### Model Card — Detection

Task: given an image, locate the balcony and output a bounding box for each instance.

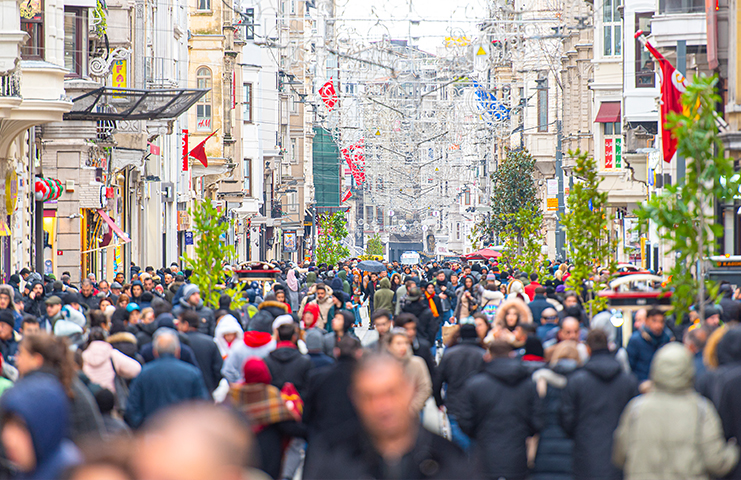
[651,0,706,48]
[0,70,20,97]
[145,57,180,88]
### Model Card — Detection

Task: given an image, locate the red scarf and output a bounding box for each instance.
[276,341,297,350]
[425,291,439,318]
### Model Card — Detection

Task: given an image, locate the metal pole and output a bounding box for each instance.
[34,201,43,274]
[676,40,686,184]
[555,119,565,261]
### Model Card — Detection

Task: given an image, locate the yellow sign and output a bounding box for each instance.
[0,220,10,237]
[444,36,471,47]
[476,46,488,56]
[640,236,646,269]
[375,130,381,136]
[5,170,17,213]
[547,197,558,211]
[717,260,741,267]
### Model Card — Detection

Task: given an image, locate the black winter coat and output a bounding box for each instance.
[128,322,158,349]
[185,331,223,393]
[264,345,313,398]
[171,300,216,336]
[459,357,541,480]
[402,299,437,345]
[304,424,472,480]
[703,326,741,479]
[303,357,358,441]
[247,301,289,333]
[720,293,741,325]
[531,363,578,480]
[412,336,436,379]
[433,339,485,419]
[560,350,638,480]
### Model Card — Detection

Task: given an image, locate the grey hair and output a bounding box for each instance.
[153,328,180,356]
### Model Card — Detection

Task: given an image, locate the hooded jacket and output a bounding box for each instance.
[433,338,485,419]
[531,360,579,480]
[459,357,540,480]
[560,350,639,480]
[81,340,142,393]
[614,343,739,480]
[214,314,245,358]
[248,300,289,334]
[23,282,46,319]
[372,278,394,313]
[263,342,313,398]
[401,298,437,345]
[493,298,534,329]
[626,326,675,382]
[298,285,334,330]
[0,374,81,480]
[337,270,351,295]
[221,331,277,384]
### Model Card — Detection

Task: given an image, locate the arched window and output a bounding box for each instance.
[196,67,212,131]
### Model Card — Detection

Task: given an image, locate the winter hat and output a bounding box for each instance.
[111,282,123,290]
[486,273,497,281]
[302,303,321,329]
[0,311,14,330]
[155,313,176,330]
[332,290,345,305]
[523,336,545,358]
[126,303,141,312]
[305,328,325,352]
[243,357,272,385]
[54,318,84,337]
[272,314,294,332]
[182,283,200,302]
[407,287,422,302]
[459,323,478,339]
[555,284,566,294]
[62,305,86,328]
[45,295,63,306]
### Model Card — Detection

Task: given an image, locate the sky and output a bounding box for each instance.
[334,0,490,54]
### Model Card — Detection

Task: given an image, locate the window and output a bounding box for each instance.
[537,77,548,132]
[64,8,86,76]
[244,158,252,196]
[604,121,621,135]
[365,206,374,224]
[243,83,252,122]
[287,191,298,213]
[196,67,212,131]
[376,207,384,228]
[197,0,210,11]
[603,0,622,57]
[20,0,44,59]
[635,13,655,88]
[464,190,471,205]
[244,8,254,39]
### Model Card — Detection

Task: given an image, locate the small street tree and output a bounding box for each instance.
[365,233,385,256]
[562,149,615,316]
[182,197,244,309]
[316,211,351,266]
[499,202,546,277]
[636,75,738,321]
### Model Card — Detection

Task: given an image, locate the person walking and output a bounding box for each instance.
[384,328,432,414]
[459,340,540,480]
[176,310,223,394]
[124,329,209,428]
[560,330,638,480]
[626,307,674,383]
[171,284,216,336]
[613,343,739,480]
[81,327,142,394]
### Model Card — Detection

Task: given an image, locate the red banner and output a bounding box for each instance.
[182,129,189,171]
[319,78,338,111]
[341,138,366,185]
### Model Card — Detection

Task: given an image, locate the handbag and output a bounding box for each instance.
[111,359,130,413]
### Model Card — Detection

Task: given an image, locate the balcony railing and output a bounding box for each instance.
[145,57,179,86]
[658,0,705,14]
[0,71,20,98]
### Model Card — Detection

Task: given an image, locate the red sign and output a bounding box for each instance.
[605,138,614,169]
[182,129,189,171]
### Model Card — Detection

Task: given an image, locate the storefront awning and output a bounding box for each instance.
[96,210,130,243]
[595,102,621,123]
[64,87,209,121]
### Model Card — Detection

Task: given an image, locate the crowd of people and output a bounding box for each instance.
[0,259,740,479]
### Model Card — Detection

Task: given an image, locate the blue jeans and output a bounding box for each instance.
[448,414,472,452]
[353,305,362,326]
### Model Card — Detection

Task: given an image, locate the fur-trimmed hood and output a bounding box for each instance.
[494,298,533,328]
[107,331,138,345]
[258,300,289,312]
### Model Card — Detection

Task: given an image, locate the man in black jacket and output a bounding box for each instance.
[433,322,485,451]
[401,287,437,345]
[304,353,471,480]
[264,317,313,397]
[719,283,741,325]
[459,340,540,480]
[177,310,223,393]
[560,329,638,480]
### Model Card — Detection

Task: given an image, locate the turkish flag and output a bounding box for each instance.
[341,189,352,202]
[189,131,217,168]
[640,35,688,163]
[319,78,338,111]
[342,138,366,185]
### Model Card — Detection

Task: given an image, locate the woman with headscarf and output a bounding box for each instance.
[214,314,245,360]
[285,270,300,312]
[454,276,481,320]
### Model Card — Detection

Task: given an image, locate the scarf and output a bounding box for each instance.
[425,291,439,318]
[228,384,296,433]
[286,270,299,291]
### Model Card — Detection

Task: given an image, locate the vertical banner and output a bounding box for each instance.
[605,138,614,169]
[182,129,189,171]
[615,138,622,169]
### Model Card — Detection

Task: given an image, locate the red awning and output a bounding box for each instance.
[595,102,621,123]
[96,209,131,243]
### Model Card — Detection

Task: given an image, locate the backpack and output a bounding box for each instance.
[280,382,303,420]
[481,298,499,322]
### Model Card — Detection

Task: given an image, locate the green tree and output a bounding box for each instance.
[499,202,546,277]
[365,233,385,256]
[487,148,538,238]
[636,75,738,321]
[316,212,351,265]
[181,197,244,309]
[562,149,615,317]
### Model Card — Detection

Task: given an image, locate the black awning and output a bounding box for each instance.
[63,87,209,121]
